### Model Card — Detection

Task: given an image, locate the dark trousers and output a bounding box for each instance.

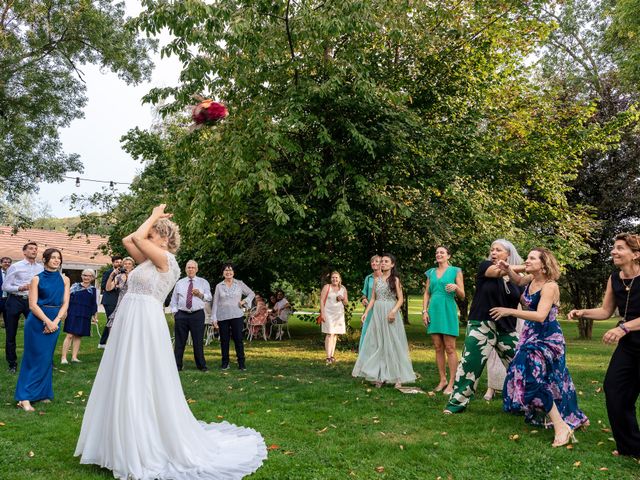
[604,344,640,456]
[174,310,206,370]
[218,316,245,368]
[99,304,116,345]
[4,295,30,368]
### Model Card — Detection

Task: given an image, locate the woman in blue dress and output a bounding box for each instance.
[61,269,98,364]
[15,248,70,412]
[490,247,588,447]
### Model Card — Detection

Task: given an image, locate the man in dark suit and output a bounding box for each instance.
[0,257,12,329]
[98,256,122,348]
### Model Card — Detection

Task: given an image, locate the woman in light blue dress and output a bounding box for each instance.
[15,248,70,411]
[353,254,415,388]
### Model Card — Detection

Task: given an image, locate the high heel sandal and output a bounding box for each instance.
[443,387,454,396]
[16,401,35,412]
[433,382,447,393]
[483,389,495,401]
[552,426,577,448]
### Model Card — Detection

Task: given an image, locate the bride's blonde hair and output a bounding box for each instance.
[153,218,181,253]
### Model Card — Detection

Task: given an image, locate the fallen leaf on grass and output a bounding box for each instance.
[379,432,386,436]
[0,422,5,426]
[74,391,84,398]
[317,427,328,434]
[186,398,196,404]
[373,420,380,424]
[599,467,608,471]
[597,441,604,446]
[578,391,583,395]
[566,444,574,450]
[374,466,384,473]
[38,411,46,416]
[590,380,599,384]
[276,375,285,378]
[509,434,520,441]
[595,387,602,393]
[530,430,538,434]
[427,391,436,397]
[283,451,294,456]
[330,424,337,429]
[573,461,581,467]
[267,444,279,450]
[433,442,439,446]
[216,415,224,419]
[601,428,611,433]
[28,451,34,458]
[266,409,272,413]
[399,445,404,450]
[440,431,448,436]
[66,401,74,404]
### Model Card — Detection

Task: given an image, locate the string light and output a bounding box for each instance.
[63,175,132,187]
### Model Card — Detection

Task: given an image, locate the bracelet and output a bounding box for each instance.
[619,323,630,334]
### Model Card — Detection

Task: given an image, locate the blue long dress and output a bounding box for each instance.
[15,270,65,402]
[503,285,589,429]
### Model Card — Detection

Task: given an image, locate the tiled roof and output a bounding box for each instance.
[0,226,111,267]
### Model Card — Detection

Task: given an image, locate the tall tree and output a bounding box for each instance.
[83,1,614,305]
[0,0,156,212]
[538,0,640,338]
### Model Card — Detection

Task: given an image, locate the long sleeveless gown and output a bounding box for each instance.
[352,278,415,384]
[75,253,267,480]
[15,270,64,401]
[503,285,589,429]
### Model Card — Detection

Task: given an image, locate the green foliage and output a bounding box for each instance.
[78,1,621,308]
[0,0,156,206]
[605,0,640,88]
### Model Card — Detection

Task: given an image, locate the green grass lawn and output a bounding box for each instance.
[1,296,638,479]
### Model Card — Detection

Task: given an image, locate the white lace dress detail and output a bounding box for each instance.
[75,252,267,479]
[126,252,180,302]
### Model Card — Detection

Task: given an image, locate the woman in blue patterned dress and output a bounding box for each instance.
[490,248,588,447]
[61,269,98,364]
[15,248,70,412]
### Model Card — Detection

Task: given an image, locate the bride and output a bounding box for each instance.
[75,205,267,479]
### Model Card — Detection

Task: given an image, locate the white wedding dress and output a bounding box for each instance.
[75,253,267,479]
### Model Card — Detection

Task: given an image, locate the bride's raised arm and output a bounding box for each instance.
[124,204,174,272]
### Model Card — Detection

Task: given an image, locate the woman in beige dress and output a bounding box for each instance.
[320,271,348,364]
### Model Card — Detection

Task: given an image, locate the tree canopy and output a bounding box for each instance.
[0,0,156,212]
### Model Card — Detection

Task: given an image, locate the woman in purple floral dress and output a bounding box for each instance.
[490,248,588,447]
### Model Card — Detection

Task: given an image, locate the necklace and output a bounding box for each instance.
[620,268,640,291]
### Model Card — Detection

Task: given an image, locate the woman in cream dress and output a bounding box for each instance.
[320,271,348,364]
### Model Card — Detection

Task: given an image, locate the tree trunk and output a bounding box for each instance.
[402,296,409,325]
[577,317,594,340]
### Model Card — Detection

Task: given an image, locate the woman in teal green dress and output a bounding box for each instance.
[422,246,465,394]
[359,255,381,350]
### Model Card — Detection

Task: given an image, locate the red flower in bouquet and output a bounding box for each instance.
[192,99,228,126]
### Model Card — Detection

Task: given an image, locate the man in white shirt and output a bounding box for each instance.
[0,256,12,329]
[170,260,212,372]
[2,242,44,373]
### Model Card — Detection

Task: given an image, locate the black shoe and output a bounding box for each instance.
[8,366,16,374]
[220,364,230,370]
[199,367,209,372]
[238,365,247,371]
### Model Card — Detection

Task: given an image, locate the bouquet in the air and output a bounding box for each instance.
[191,96,228,127]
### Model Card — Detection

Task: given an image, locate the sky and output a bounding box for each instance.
[35,1,180,218]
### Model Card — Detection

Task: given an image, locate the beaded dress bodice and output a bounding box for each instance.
[126,252,180,304]
[374,278,397,302]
